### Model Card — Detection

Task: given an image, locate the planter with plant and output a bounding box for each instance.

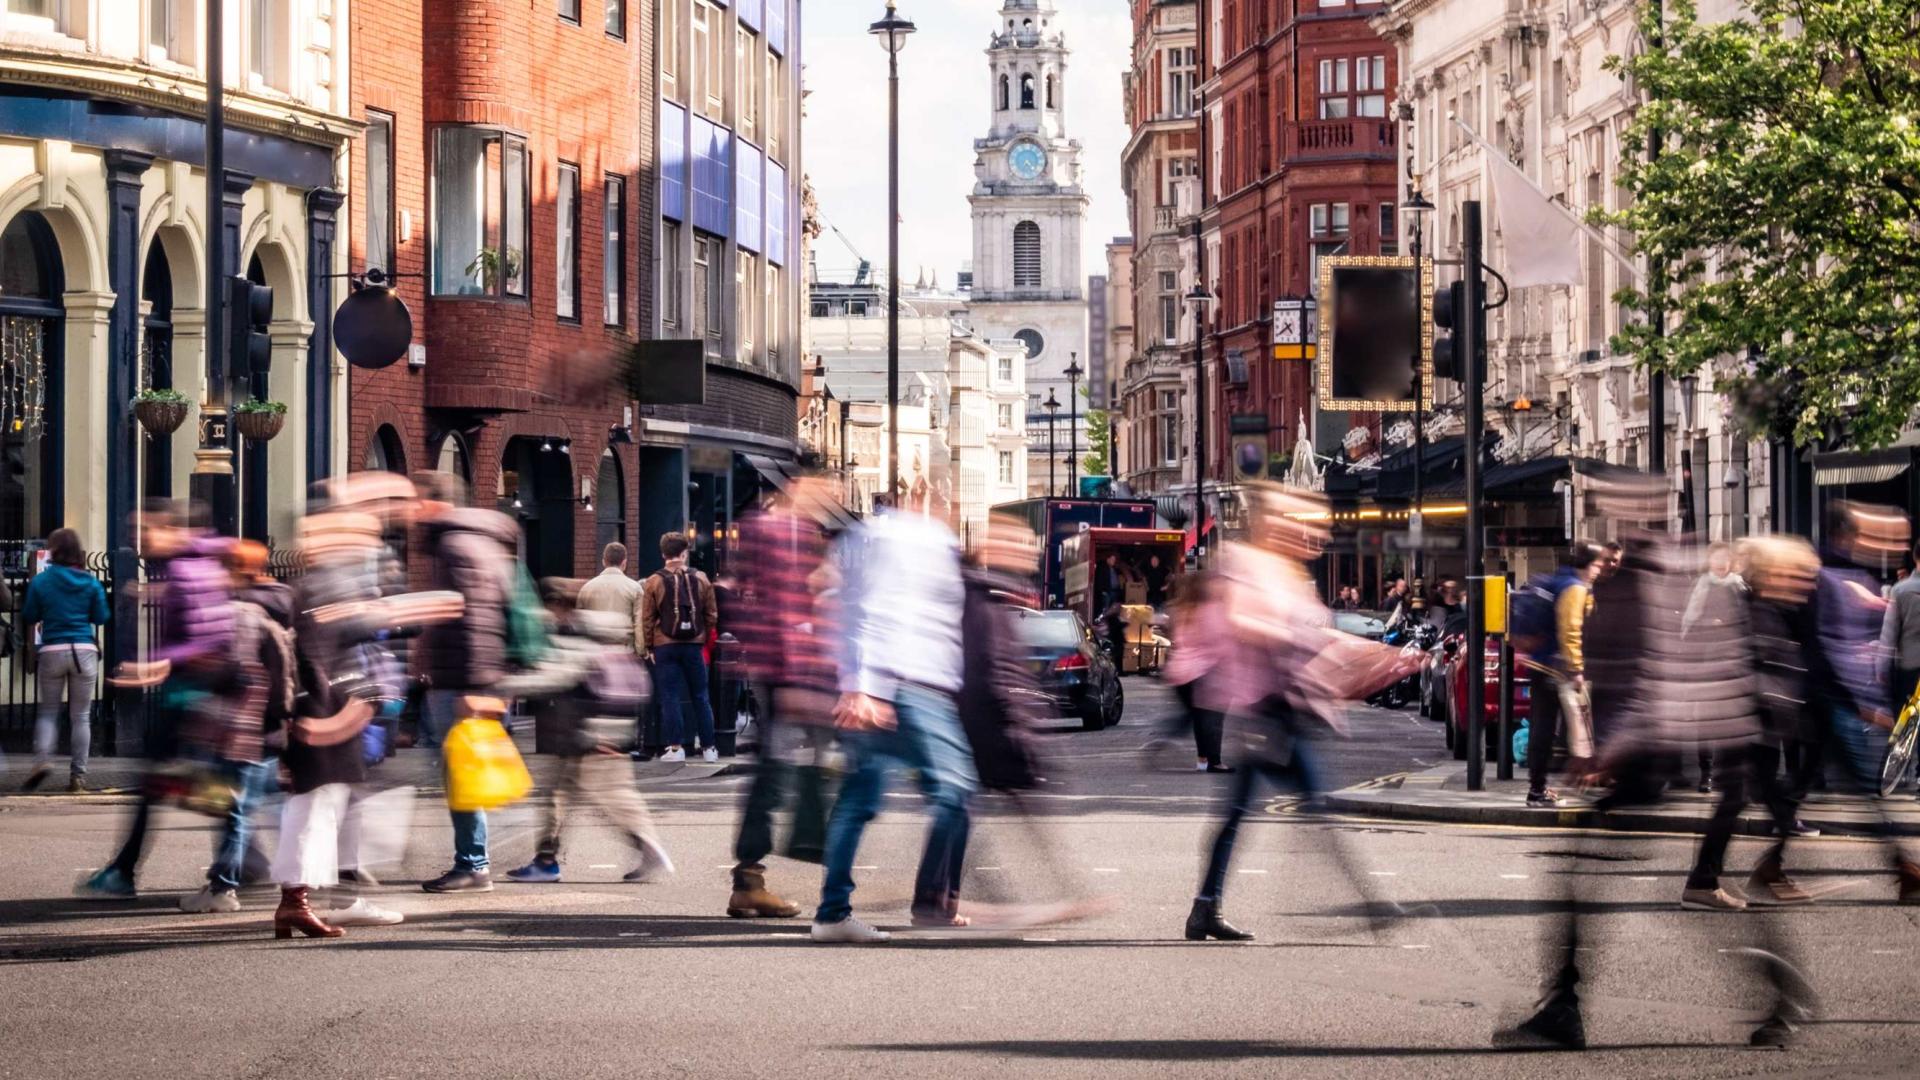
[233,399,288,442]
[132,388,192,436]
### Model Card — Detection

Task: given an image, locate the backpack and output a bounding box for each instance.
[1508,572,1567,661]
[504,561,553,669]
[656,569,707,642]
[236,601,297,722]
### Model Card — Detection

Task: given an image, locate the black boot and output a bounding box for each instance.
[1185,899,1254,941]
[1494,972,1586,1050]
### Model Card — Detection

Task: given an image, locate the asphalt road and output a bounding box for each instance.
[3,681,1917,1079]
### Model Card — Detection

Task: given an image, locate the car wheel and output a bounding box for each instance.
[1081,706,1105,732]
[1105,682,1126,726]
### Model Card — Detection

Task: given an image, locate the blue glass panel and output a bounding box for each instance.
[660,100,688,222]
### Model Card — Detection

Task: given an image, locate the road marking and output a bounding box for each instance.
[1022,936,1058,943]
[1871,949,1902,955]
[618,932,652,938]
[1500,874,1530,880]
[974,866,1001,871]
[1369,871,1398,877]
[1092,867,1121,874]
[853,865,879,871]
[1630,876,1658,882]
[714,864,735,870]
[461,928,485,934]
[589,864,617,870]
[1238,869,1268,875]
[772,933,807,939]
[1401,944,1431,950]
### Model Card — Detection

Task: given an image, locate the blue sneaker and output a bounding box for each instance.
[75,867,136,901]
[505,860,561,884]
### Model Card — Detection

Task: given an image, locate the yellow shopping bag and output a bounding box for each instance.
[443,709,533,812]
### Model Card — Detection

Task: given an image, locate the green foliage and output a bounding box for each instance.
[1082,406,1111,476]
[132,387,189,406]
[1606,0,1920,448]
[233,398,288,416]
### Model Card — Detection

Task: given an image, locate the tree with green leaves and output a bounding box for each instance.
[1082,406,1111,478]
[1608,0,1920,449]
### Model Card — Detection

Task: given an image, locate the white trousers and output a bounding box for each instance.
[272,783,351,888]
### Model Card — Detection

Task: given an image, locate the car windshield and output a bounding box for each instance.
[1016,610,1085,648]
[1333,612,1383,637]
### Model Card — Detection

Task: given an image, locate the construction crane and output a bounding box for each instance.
[824,220,872,285]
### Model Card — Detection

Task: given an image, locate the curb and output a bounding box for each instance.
[1322,788,1920,838]
[0,760,745,805]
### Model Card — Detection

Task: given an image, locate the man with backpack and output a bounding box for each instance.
[1515,540,1604,808]
[642,532,720,763]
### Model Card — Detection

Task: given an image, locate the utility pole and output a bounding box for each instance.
[1647,0,1666,483]
[1463,201,1488,791]
[190,0,233,532]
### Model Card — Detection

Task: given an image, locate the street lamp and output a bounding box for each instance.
[1185,280,1214,560]
[1065,353,1083,495]
[1044,390,1062,497]
[1679,372,1700,535]
[870,1,915,506]
[1403,184,1436,589]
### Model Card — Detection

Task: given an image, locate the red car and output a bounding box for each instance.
[1442,633,1531,760]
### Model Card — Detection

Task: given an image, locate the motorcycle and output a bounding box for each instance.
[1368,619,1439,708]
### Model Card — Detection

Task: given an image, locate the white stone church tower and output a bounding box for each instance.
[968,0,1091,496]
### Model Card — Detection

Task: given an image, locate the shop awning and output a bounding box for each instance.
[1812,448,1912,487]
[740,454,858,532]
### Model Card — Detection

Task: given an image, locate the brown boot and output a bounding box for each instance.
[727,863,802,918]
[1898,861,1920,906]
[274,886,346,939]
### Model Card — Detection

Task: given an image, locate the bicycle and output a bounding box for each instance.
[1882,681,1920,797]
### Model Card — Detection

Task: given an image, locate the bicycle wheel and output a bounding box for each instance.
[1880,710,1919,798]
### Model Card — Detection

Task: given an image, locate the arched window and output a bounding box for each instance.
[595,448,626,551]
[1045,73,1055,109]
[435,431,472,487]
[0,211,64,550]
[365,424,407,473]
[141,243,175,498]
[1020,73,1036,110]
[998,74,1009,111]
[1012,221,1042,288]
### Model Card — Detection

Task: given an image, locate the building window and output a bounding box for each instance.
[693,232,723,359]
[810,300,829,318]
[1159,270,1178,343]
[1020,72,1036,109]
[435,432,473,488]
[249,0,288,91]
[661,0,679,94]
[1166,46,1196,118]
[604,175,626,326]
[766,52,786,161]
[661,220,682,330]
[693,1,724,119]
[766,263,782,367]
[365,425,407,474]
[997,402,1013,430]
[1045,73,1055,109]
[738,27,762,144]
[148,0,192,62]
[605,0,625,38]
[1317,58,1349,118]
[433,127,530,298]
[365,111,395,277]
[737,251,760,364]
[997,355,1013,382]
[1380,202,1396,240]
[596,449,626,550]
[1012,220,1042,288]
[1310,203,1350,238]
[559,0,580,23]
[999,74,1010,111]
[556,164,579,319]
[1355,55,1387,117]
[847,299,868,317]
[998,451,1015,485]
[1159,390,1180,467]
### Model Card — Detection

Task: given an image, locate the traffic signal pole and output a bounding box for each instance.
[191,0,235,535]
[1463,202,1488,791]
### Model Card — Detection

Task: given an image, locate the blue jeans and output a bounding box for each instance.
[653,643,715,749]
[426,690,490,873]
[817,684,977,925]
[1828,701,1888,795]
[1197,702,1327,904]
[208,758,278,891]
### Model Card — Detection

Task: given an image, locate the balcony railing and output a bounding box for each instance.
[1286,118,1397,162]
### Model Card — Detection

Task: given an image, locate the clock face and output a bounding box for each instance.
[1009,141,1048,181]
[1275,309,1302,344]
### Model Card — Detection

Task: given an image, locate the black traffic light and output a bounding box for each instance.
[1431,279,1469,383]
[228,276,273,379]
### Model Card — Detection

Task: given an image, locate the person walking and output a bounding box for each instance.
[1519,541,1603,808]
[20,527,108,793]
[641,532,720,763]
[1681,542,1745,791]
[811,504,973,944]
[1881,538,1920,722]
[1159,572,1231,772]
[415,474,523,894]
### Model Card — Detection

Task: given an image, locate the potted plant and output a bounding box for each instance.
[233,398,288,442]
[132,388,191,436]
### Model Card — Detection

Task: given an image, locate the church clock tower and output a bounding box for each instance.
[968,0,1090,493]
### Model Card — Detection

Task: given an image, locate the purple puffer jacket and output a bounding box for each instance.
[154,536,237,668]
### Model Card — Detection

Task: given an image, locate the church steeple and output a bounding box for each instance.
[987,0,1069,144]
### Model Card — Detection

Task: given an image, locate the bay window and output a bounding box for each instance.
[433,127,530,298]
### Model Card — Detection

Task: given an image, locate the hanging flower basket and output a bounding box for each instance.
[132,391,191,437]
[234,400,288,442]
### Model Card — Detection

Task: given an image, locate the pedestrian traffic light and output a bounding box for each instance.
[228,275,273,379]
[1431,280,1467,383]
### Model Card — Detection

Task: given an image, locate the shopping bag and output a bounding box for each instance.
[443,716,533,812]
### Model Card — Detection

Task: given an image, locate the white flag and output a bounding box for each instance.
[1485,151,1585,289]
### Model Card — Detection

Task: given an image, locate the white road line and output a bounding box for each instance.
[772,933,807,939]
[1401,944,1431,950]
[1023,937,1058,943]
[1630,876,1658,882]
[1871,949,1902,955]
[589,864,617,870]
[1238,869,1268,875]
[1369,871,1398,877]
[1092,868,1121,873]
[974,866,1001,871]
[461,928,485,934]
[1500,874,1530,880]
[853,865,879,871]
[618,932,652,938]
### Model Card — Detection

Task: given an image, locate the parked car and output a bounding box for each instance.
[1443,634,1531,760]
[1014,608,1126,731]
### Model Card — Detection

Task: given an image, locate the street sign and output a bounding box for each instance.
[1485,526,1567,549]
[1384,530,1463,552]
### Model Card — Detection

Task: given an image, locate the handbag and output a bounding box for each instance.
[145,758,240,818]
[443,714,533,812]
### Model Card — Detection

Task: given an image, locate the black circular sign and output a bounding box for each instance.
[334,286,413,370]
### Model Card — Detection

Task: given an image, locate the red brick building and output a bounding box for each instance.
[1197,0,1398,483]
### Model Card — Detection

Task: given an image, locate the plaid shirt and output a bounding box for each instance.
[731,507,837,692]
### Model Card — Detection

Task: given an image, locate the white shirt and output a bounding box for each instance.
[834,511,965,699]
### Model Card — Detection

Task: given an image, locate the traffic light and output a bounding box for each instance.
[228,276,273,379]
[1431,279,1468,383]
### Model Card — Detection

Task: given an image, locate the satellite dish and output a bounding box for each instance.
[334,285,413,370]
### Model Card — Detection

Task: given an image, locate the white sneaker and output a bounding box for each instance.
[623,840,678,884]
[702,746,719,763]
[329,897,405,926]
[658,747,687,763]
[811,916,891,944]
[179,886,241,914]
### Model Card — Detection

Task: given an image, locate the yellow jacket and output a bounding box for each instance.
[1556,580,1593,676]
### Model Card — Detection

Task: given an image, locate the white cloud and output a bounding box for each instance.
[802,0,1131,287]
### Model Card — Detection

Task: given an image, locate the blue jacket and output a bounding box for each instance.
[21,564,109,647]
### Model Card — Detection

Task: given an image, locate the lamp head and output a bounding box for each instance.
[869,1,916,55]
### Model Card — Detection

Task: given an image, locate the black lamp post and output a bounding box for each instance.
[1403,184,1435,588]
[1044,389,1061,497]
[1185,281,1214,562]
[869,1,915,506]
[1065,353,1083,495]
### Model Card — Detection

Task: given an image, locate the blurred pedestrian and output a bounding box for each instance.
[1682,541,1746,791]
[20,527,108,793]
[1158,572,1231,772]
[812,503,973,944]
[1881,538,1920,723]
[1516,541,1602,808]
[641,531,720,763]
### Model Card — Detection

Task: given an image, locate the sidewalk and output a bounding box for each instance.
[1325,761,1920,837]
[0,741,737,801]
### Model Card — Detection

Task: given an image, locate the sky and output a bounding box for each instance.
[801,0,1132,287]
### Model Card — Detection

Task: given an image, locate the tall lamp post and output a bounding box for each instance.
[1678,373,1699,535]
[1403,185,1435,589]
[869,1,915,505]
[1044,390,1062,496]
[1065,353,1083,494]
[1185,282,1214,562]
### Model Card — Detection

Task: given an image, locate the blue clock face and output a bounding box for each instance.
[1009,141,1048,181]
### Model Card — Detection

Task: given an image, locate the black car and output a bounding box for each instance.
[1013,608,1125,731]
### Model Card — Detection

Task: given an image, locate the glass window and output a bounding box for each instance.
[736,251,759,364]
[997,403,1013,430]
[556,164,579,319]
[249,0,285,90]
[661,219,682,330]
[433,127,530,298]
[1013,221,1042,288]
[1020,73,1035,110]
[1161,295,1177,344]
[693,232,723,358]
[997,355,1013,382]
[661,0,679,92]
[559,0,580,22]
[604,175,626,326]
[605,0,625,38]
[998,451,1014,485]
[766,52,785,161]
[365,111,394,277]
[436,433,473,487]
[595,449,626,550]
[693,1,724,118]
[765,263,781,366]
[738,28,762,143]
